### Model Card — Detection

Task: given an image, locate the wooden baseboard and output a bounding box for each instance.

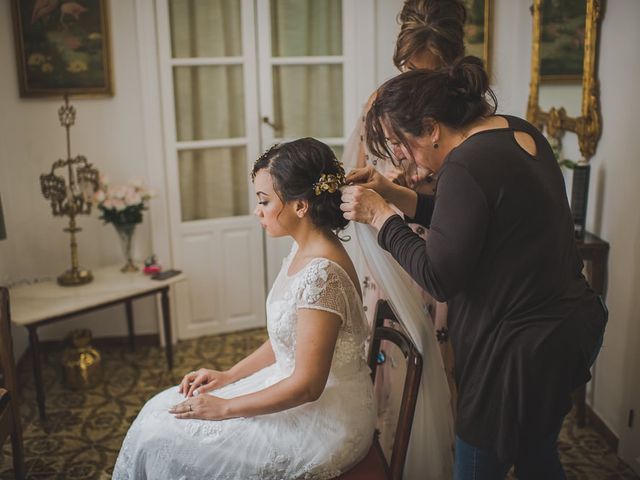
[586,404,619,452]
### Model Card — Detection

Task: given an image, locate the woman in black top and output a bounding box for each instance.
[340,56,607,479]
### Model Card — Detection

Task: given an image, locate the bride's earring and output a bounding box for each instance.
[433,142,439,149]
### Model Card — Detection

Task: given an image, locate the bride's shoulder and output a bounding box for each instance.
[301,253,361,298]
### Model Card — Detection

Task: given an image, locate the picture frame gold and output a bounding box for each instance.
[11,0,114,98]
[463,0,492,78]
[527,0,604,161]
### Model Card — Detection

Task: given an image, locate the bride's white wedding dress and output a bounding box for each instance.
[113,249,376,479]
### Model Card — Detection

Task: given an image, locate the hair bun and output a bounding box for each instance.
[447,55,489,100]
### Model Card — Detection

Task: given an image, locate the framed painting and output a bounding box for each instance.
[11,0,113,97]
[463,0,492,78]
[539,0,586,83]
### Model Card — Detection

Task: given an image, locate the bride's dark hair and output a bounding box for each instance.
[251,138,349,233]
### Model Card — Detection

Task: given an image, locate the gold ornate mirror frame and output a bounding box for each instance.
[526,0,604,161]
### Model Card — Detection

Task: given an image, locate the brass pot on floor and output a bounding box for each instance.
[62,329,103,389]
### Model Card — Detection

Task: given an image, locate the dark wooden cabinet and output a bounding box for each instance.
[573,231,609,427]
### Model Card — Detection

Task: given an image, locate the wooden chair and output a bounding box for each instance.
[337,300,423,480]
[0,287,26,479]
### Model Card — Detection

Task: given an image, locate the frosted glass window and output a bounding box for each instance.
[270,0,342,57]
[178,147,248,221]
[173,66,245,141]
[170,0,242,58]
[272,65,343,138]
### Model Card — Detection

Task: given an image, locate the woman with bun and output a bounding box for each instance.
[342,57,607,479]
[340,2,467,477]
[114,138,375,479]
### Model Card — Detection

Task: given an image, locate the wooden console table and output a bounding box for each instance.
[574,231,609,427]
[9,265,186,419]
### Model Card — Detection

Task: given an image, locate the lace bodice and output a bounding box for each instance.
[267,249,370,381]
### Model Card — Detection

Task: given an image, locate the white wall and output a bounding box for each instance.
[492,0,640,448]
[586,0,640,448]
[0,1,160,359]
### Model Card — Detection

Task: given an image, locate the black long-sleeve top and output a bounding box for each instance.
[378,115,607,462]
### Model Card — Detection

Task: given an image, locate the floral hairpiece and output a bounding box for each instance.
[313,161,346,196]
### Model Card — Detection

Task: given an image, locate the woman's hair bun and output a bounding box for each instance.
[447,55,490,101]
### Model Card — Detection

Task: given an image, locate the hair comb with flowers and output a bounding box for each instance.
[313,160,346,196]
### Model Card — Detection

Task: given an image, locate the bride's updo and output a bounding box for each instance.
[251,138,349,233]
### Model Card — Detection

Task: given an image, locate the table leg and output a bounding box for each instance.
[160,288,173,370]
[27,327,46,420]
[125,299,135,352]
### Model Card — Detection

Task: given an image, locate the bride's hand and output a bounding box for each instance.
[170,394,231,421]
[178,368,231,398]
[346,165,395,200]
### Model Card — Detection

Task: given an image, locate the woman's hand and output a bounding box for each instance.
[340,185,396,230]
[384,167,409,187]
[170,394,231,420]
[178,368,231,398]
[346,165,395,200]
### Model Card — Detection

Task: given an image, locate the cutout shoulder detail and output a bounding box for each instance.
[513,130,537,157]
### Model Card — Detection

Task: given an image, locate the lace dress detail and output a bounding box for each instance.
[112,247,375,479]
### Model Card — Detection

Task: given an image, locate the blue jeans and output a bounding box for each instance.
[454,419,566,480]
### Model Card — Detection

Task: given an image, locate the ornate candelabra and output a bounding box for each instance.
[40,95,99,286]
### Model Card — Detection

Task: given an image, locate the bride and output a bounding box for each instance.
[112,138,376,479]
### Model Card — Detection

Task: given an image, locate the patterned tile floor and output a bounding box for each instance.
[1,329,637,479]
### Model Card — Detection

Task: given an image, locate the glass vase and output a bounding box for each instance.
[114,223,139,272]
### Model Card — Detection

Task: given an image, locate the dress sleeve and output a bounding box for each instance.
[378,162,489,302]
[295,259,347,325]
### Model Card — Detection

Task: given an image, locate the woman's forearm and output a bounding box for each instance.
[223,375,319,419]
[226,339,276,384]
[387,183,419,218]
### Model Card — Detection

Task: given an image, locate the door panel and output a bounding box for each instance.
[179,231,220,328]
[158,0,265,339]
[221,229,259,319]
[216,219,266,333]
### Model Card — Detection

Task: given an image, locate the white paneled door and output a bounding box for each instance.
[156,0,265,337]
[154,0,372,338]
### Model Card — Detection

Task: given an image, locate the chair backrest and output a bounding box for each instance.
[0,287,26,479]
[0,287,19,400]
[367,300,422,480]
